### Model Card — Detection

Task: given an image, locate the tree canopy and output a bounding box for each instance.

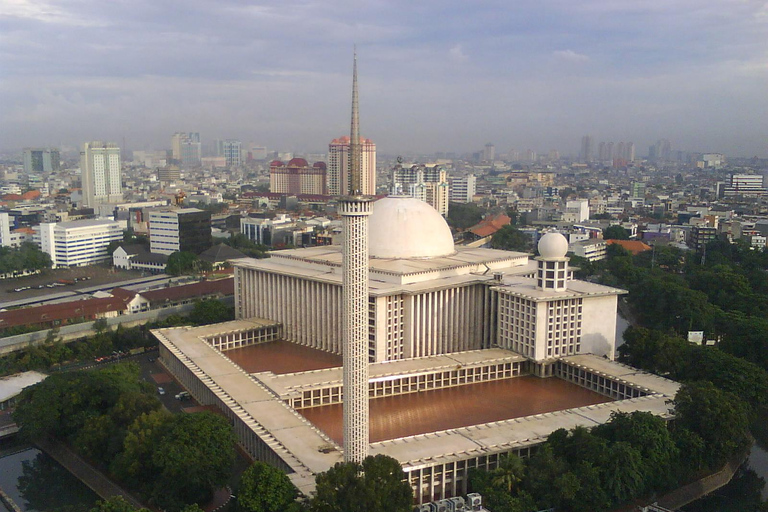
[309,455,413,512]
[0,242,52,275]
[238,461,300,512]
[490,225,530,252]
[165,251,212,276]
[602,225,630,240]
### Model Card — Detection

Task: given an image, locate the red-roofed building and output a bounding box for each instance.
[468,214,512,239]
[605,239,652,255]
[0,297,127,334]
[138,277,234,309]
[269,159,326,196]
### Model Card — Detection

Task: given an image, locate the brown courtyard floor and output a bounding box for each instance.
[223,340,343,374]
[299,376,612,444]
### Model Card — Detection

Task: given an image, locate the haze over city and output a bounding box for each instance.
[2,0,768,156]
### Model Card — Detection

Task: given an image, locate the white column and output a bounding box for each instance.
[339,196,373,464]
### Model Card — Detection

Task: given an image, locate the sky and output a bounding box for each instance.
[1,0,767,158]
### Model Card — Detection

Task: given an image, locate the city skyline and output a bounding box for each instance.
[2,1,767,157]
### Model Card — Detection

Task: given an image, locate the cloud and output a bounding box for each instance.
[0,0,105,26]
[448,44,468,63]
[553,49,590,63]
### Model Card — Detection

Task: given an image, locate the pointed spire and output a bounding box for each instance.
[349,49,362,195]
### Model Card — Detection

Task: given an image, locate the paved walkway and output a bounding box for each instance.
[34,437,145,509]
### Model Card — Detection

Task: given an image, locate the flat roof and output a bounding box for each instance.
[0,371,48,403]
[493,276,628,301]
[299,376,611,444]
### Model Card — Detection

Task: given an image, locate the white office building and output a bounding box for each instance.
[450,175,477,203]
[81,142,123,208]
[0,213,11,248]
[35,219,121,268]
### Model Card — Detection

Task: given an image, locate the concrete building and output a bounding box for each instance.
[23,148,60,174]
[171,132,202,166]
[35,219,121,267]
[148,208,212,255]
[450,175,476,203]
[80,142,123,208]
[222,140,242,167]
[0,212,11,247]
[327,136,376,196]
[153,198,684,504]
[269,159,327,196]
[392,165,450,216]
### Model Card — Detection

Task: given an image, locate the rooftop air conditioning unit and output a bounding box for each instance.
[466,493,482,510]
[449,497,466,511]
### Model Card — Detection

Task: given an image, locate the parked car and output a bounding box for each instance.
[158,387,166,395]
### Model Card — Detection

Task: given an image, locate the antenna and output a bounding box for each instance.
[349,49,362,195]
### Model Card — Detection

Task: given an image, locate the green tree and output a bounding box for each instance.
[310,455,412,512]
[90,496,150,512]
[490,454,525,493]
[165,251,210,276]
[490,225,530,252]
[191,299,235,326]
[238,462,299,512]
[673,382,751,469]
[603,225,630,240]
[446,202,484,230]
[601,442,646,503]
[150,412,236,509]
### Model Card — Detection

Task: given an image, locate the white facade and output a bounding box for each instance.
[234,198,624,365]
[81,142,123,208]
[327,136,376,196]
[0,213,11,247]
[35,219,121,268]
[450,175,476,203]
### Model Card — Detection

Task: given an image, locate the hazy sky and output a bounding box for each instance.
[2,0,767,157]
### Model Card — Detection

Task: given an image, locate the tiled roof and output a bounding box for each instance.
[0,297,127,329]
[606,239,652,255]
[139,277,233,304]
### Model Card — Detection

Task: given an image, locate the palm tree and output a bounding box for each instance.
[491,454,526,494]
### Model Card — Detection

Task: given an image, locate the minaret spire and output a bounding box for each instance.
[349,49,362,195]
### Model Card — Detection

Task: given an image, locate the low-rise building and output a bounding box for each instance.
[34,219,122,268]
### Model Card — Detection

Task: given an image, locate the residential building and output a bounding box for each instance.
[35,219,122,267]
[570,239,607,261]
[327,136,376,195]
[80,141,123,208]
[391,164,450,216]
[222,140,242,167]
[148,208,212,255]
[171,132,202,166]
[450,175,477,203]
[269,159,327,196]
[23,148,60,174]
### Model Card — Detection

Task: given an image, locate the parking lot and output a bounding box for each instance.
[0,266,146,303]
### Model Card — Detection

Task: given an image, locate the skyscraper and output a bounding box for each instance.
[80,142,122,208]
[171,132,202,166]
[23,148,60,174]
[327,137,376,196]
[483,143,495,162]
[222,140,242,167]
[580,135,593,163]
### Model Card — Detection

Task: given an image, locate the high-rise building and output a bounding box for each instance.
[171,132,202,166]
[149,208,212,255]
[80,142,122,208]
[269,159,327,195]
[23,148,60,174]
[327,137,376,196]
[580,135,593,163]
[247,144,268,162]
[483,143,495,162]
[221,140,242,167]
[0,213,11,248]
[392,165,450,216]
[449,175,476,203]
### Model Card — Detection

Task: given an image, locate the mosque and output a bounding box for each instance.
[153,196,679,503]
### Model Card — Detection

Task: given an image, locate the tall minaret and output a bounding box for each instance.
[349,51,362,195]
[339,50,372,465]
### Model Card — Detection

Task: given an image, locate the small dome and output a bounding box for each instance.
[538,232,569,259]
[369,196,455,259]
[287,158,309,167]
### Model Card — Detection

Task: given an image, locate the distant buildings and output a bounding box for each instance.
[391,164,449,216]
[214,139,243,167]
[148,208,212,255]
[483,143,495,162]
[580,135,594,163]
[80,142,123,208]
[23,148,60,174]
[0,213,11,247]
[269,159,327,196]
[327,136,376,196]
[35,219,122,267]
[171,132,202,166]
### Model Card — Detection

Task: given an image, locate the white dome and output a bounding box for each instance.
[538,232,569,259]
[369,196,455,259]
